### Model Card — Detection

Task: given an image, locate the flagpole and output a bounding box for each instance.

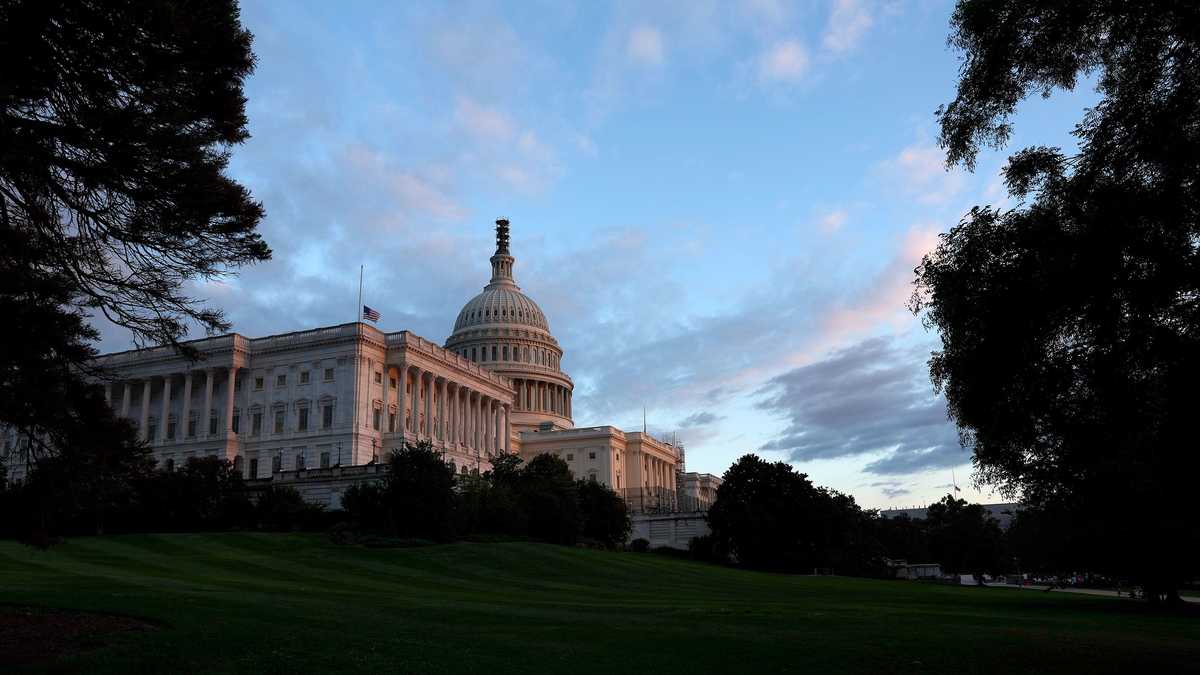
[352,264,363,466]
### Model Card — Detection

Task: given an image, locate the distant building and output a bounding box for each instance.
[879,503,1022,529]
[678,472,721,510]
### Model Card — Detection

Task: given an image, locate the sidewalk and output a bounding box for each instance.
[983,582,1198,602]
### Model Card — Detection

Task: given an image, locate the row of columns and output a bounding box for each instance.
[511,378,571,418]
[108,367,239,443]
[644,454,676,491]
[388,363,510,457]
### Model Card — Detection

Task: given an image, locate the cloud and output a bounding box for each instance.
[870,481,912,498]
[758,39,809,83]
[678,411,721,427]
[822,0,874,55]
[455,97,516,144]
[878,142,966,205]
[818,209,848,234]
[756,335,969,475]
[627,25,664,66]
[574,133,598,156]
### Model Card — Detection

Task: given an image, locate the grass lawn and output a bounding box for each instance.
[1,534,1197,673]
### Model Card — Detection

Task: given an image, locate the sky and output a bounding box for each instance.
[95,0,1101,509]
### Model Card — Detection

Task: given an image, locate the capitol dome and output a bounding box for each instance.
[445,219,573,431]
[452,286,550,334]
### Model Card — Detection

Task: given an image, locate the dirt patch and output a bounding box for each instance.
[0,606,155,667]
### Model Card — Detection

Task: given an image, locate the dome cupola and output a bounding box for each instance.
[445,219,573,432]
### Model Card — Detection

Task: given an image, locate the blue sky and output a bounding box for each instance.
[97,0,1100,509]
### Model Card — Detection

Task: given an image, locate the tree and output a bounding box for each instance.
[518,454,580,545]
[576,479,631,548]
[384,442,456,541]
[1,0,268,348]
[706,454,827,571]
[1,1,269,483]
[924,496,1005,582]
[913,1,1200,603]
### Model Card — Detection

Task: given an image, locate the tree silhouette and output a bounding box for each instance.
[913,2,1200,603]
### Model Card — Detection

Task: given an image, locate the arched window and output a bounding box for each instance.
[491,345,497,361]
[471,347,477,361]
[523,347,529,362]
[502,345,508,361]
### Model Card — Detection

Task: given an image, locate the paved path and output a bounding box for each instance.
[984,582,1198,602]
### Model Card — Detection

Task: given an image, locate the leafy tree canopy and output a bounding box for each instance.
[1,0,269,348]
[914,1,1200,601]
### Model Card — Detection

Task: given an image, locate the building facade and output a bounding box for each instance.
[2,219,716,512]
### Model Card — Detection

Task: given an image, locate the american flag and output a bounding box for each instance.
[362,305,380,322]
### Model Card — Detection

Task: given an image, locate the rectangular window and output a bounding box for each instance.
[323,368,334,381]
[588,452,596,460]
[295,452,306,471]
[373,409,381,431]
[322,405,333,429]
[276,374,286,387]
[209,416,218,435]
[567,453,574,461]
[147,422,157,440]
[187,418,196,438]
[249,458,259,478]
[374,371,382,384]
[272,454,281,473]
[299,370,310,384]
[231,413,240,433]
[234,377,242,391]
[388,412,396,432]
[320,452,331,468]
[389,377,397,389]
[298,408,309,431]
[252,412,262,435]
[167,421,176,440]
[274,410,285,434]
[254,376,264,390]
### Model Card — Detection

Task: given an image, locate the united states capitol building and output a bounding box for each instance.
[3,220,719,514]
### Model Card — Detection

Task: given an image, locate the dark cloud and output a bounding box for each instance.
[869,480,913,499]
[678,411,721,427]
[756,336,968,475]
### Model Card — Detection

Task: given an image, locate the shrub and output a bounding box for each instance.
[630,538,650,553]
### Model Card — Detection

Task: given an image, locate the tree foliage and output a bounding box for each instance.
[707,454,881,573]
[914,1,1200,601]
[0,0,268,347]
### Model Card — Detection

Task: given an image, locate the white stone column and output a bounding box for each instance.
[139,379,151,441]
[121,382,132,419]
[181,372,193,439]
[158,375,172,443]
[489,398,499,451]
[225,366,238,436]
[448,383,457,445]
[437,377,445,443]
[382,364,390,432]
[466,391,475,454]
[503,404,511,454]
[397,363,407,437]
[411,366,423,438]
[423,372,432,441]
[202,369,214,438]
[475,395,484,453]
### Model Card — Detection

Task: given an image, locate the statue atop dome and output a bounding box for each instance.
[495,218,510,254]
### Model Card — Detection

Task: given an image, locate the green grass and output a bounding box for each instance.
[1,534,1197,674]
